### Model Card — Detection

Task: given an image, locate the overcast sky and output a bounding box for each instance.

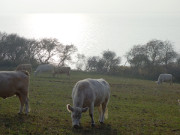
[0,0,180,65]
[1,0,180,14]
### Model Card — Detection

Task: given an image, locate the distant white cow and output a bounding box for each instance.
[53,66,71,77]
[67,78,110,128]
[16,64,32,73]
[156,74,173,85]
[34,64,54,76]
[0,71,30,114]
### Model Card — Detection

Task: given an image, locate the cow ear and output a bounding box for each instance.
[82,107,88,113]
[67,104,73,112]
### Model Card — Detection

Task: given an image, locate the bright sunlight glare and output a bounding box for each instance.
[25,14,88,45]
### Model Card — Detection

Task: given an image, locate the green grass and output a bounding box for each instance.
[0,71,180,135]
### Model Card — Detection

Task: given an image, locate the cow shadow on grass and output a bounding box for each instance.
[0,114,37,129]
[72,123,118,135]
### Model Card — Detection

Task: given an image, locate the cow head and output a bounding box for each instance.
[156,81,161,85]
[66,104,88,128]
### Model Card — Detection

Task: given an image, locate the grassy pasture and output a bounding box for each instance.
[0,71,180,135]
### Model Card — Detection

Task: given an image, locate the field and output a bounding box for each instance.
[0,71,180,135]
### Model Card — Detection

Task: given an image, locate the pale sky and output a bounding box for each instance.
[1,0,180,14]
[0,0,180,65]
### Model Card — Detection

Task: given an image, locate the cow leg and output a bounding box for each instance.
[17,92,29,114]
[99,101,108,123]
[23,90,29,114]
[170,79,173,85]
[18,95,26,114]
[89,103,95,127]
[98,104,103,123]
[25,97,29,114]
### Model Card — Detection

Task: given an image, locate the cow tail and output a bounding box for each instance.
[104,107,108,119]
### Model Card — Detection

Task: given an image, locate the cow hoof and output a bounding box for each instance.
[91,123,95,127]
[99,122,104,125]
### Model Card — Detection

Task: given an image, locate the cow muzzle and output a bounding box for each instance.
[73,124,80,129]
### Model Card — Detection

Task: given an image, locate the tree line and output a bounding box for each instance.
[0,32,77,68]
[79,39,180,82]
[124,39,180,81]
[1,32,180,81]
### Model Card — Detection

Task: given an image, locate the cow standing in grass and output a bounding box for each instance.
[67,78,110,128]
[0,71,30,114]
[16,64,32,73]
[52,66,71,77]
[156,74,173,85]
[34,64,54,76]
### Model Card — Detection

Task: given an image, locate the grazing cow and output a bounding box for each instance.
[67,78,110,128]
[34,64,54,76]
[156,74,173,85]
[16,64,32,73]
[0,71,30,114]
[53,66,71,77]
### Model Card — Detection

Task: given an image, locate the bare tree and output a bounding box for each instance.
[56,44,77,66]
[76,53,86,70]
[102,50,121,72]
[146,40,164,66]
[125,45,148,68]
[0,32,7,61]
[126,40,177,69]
[0,34,28,64]
[25,39,39,64]
[161,40,177,69]
[36,38,58,64]
[86,50,121,73]
[86,56,100,71]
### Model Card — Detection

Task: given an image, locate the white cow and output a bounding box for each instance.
[34,64,54,76]
[156,74,173,85]
[0,71,30,114]
[67,78,110,128]
[16,64,32,73]
[53,66,71,77]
